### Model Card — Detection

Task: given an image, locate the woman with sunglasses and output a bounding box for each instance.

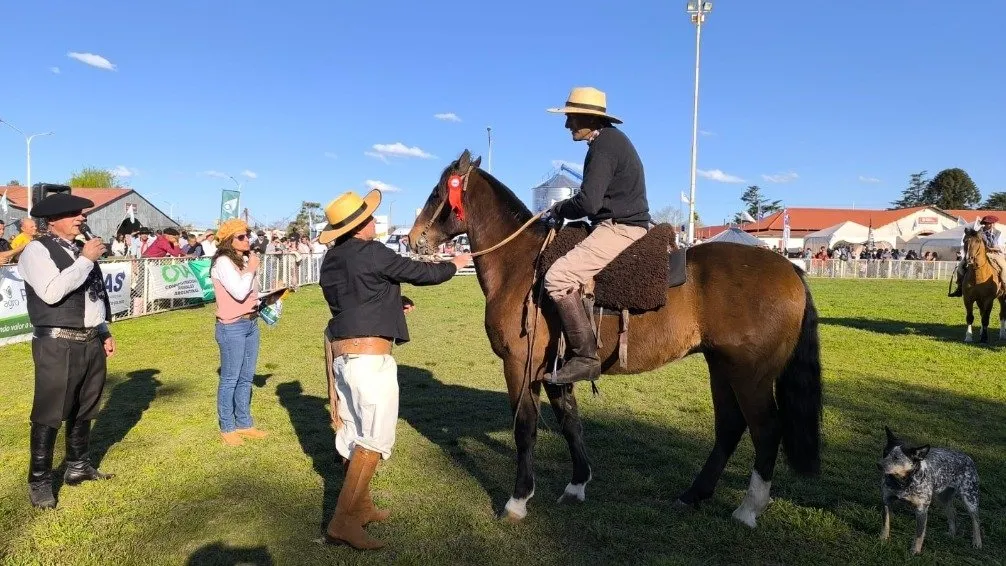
[210,218,267,446]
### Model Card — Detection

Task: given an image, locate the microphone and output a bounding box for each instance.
[80,222,97,240]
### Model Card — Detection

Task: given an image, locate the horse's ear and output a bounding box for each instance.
[472,155,482,169]
[457,149,471,171]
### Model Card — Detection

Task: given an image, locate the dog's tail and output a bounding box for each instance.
[776,266,823,477]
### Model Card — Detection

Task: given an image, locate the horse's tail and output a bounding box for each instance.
[776,266,823,477]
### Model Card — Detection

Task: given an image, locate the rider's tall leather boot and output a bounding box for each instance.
[545,289,601,385]
[28,422,58,509]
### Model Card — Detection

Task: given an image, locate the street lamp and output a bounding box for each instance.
[486,127,493,174]
[685,1,711,244]
[0,118,54,216]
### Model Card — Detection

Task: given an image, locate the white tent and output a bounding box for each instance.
[803,221,871,251]
[906,226,967,260]
[701,227,769,247]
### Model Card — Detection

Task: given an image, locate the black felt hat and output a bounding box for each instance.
[31,193,94,218]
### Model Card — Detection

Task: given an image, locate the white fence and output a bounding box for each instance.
[1,251,476,346]
[799,259,958,281]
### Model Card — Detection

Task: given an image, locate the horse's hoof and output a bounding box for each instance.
[673,498,700,510]
[732,508,758,529]
[498,510,525,523]
[556,482,587,505]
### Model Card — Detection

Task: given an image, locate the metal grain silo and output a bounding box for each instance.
[531,172,581,213]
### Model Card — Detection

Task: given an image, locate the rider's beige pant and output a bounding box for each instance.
[544,220,648,300]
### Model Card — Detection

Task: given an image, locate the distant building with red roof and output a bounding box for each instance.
[0,185,179,241]
[689,206,1006,252]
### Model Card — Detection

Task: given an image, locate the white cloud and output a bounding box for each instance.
[50,66,60,75]
[364,151,389,164]
[241,170,258,179]
[67,52,116,71]
[109,165,136,178]
[201,170,229,179]
[762,171,799,183]
[699,130,714,136]
[434,112,461,122]
[324,152,338,159]
[365,179,401,193]
[697,169,745,183]
[859,175,882,184]
[367,142,435,160]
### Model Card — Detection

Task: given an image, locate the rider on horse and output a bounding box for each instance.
[950,215,1006,297]
[541,87,651,385]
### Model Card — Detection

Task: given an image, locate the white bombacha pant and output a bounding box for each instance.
[333,354,399,461]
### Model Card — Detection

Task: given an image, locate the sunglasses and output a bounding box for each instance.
[234,234,248,241]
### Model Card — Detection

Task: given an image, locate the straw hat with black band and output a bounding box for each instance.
[318,189,382,245]
[547,86,622,124]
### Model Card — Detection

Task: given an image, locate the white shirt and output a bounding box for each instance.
[210,256,255,301]
[202,240,217,256]
[18,238,109,330]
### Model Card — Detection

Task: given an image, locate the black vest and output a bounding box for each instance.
[24,237,111,328]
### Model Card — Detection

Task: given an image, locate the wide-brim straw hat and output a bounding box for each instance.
[547,86,622,124]
[318,189,382,244]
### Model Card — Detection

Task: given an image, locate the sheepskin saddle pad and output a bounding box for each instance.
[537,222,686,312]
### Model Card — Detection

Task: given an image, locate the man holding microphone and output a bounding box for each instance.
[18,192,116,509]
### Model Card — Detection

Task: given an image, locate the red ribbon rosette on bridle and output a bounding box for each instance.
[447,174,465,220]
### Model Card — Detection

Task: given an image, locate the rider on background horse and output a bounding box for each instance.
[950,215,1006,297]
[541,87,651,385]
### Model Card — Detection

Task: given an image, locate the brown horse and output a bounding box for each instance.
[960,227,1006,343]
[408,150,822,528]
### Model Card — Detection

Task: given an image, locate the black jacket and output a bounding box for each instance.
[554,127,650,227]
[321,238,456,344]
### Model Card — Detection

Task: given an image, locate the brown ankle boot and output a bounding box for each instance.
[326,448,384,550]
[344,460,391,524]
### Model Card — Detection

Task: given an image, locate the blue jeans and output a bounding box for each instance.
[215,319,260,432]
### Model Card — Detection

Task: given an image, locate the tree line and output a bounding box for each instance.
[723,167,1003,226]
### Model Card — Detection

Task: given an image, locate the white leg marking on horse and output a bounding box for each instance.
[965,325,973,342]
[504,489,534,520]
[558,471,592,503]
[732,470,772,529]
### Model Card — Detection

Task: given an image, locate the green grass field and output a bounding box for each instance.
[1,278,1003,565]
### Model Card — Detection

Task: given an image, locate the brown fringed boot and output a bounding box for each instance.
[344,459,391,524]
[326,447,384,550]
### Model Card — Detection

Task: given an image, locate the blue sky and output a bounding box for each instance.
[1,1,1004,229]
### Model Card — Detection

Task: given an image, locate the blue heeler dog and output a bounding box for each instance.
[879,426,982,555]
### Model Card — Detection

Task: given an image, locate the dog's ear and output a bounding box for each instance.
[908,445,930,462]
[884,426,900,450]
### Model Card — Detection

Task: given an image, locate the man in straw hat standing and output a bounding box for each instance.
[540,86,651,385]
[17,192,116,509]
[950,214,1006,296]
[318,188,470,549]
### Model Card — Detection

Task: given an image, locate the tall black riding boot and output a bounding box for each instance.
[545,290,601,385]
[64,419,114,486]
[28,423,58,509]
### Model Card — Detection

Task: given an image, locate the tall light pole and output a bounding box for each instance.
[685,1,711,244]
[486,127,493,174]
[0,118,54,216]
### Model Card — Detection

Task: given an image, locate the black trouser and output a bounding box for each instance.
[31,335,107,428]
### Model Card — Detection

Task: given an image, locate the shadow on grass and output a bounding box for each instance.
[820,317,971,342]
[275,380,340,530]
[90,368,164,467]
[185,541,274,565]
[262,364,1005,564]
[253,373,273,388]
